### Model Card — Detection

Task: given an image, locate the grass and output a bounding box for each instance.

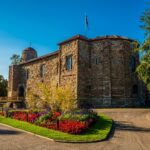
[0,115,112,142]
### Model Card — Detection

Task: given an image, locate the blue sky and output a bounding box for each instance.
[0,0,148,79]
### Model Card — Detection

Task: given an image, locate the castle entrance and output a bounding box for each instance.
[18,86,25,97]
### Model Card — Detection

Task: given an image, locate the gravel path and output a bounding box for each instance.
[0,109,150,150]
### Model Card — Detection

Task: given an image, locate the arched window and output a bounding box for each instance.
[18,86,25,97]
[66,55,72,70]
[132,85,138,94]
[40,64,45,78]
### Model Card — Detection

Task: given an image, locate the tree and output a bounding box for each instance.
[10,54,21,65]
[136,6,150,92]
[26,81,77,112]
[0,75,8,96]
[137,51,150,91]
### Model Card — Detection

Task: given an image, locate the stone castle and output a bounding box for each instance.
[8,34,146,108]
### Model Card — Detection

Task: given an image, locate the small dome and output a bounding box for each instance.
[23,47,37,52]
[22,47,38,62]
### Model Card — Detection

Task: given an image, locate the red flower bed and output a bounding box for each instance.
[12,111,27,121]
[6,109,96,134]
[10,111,40,123]
[28,113,39,123]
[59,120,89,134]
[40,112,61,130]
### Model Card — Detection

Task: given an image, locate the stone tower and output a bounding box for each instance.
[21,47,37,62]
[8,47,38,99]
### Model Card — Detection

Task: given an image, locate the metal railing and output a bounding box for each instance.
[0,97,7,101]
[0,97,24,102]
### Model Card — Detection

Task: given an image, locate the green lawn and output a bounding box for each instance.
[0,115,112,142]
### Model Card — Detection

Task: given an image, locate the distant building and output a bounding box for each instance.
[8,35,147,107]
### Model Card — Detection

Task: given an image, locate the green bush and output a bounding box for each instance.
[35,112,52,125]
[59,109,98,121]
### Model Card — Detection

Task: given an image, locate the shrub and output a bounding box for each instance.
[26,92,46,109]
[37,112,61,129]
[26,81,77,112]
[59,109,98,122]
[35,112,53,125]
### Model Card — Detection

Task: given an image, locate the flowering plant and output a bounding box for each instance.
[5,109,97,135]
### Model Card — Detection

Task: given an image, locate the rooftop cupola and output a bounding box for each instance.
[21,47,37,62]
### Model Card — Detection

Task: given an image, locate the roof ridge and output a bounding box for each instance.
[20,50,59,65]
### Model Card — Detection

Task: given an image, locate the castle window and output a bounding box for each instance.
[95,57,101,64]
[132,85,138,94]
[40,64,45,78]
[130,56,136,72]
[66,55,72,70]
[26,69,29,80]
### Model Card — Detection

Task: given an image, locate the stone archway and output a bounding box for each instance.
[18,85,25,97]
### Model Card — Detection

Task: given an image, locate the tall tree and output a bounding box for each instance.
[0,75,7,96]
[136,6,150,92]
[10,54,21,65]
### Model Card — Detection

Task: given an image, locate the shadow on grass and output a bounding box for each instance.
[115,121,150,132]
[0,129,22,135]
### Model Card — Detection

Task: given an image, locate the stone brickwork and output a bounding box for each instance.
[8,65,21,98]
[8,35,146,108]
[59,40,78,98]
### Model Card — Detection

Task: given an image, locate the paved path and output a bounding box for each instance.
[0,109,150,150]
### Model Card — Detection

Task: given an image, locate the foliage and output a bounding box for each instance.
[10,54,21,65]
[57,109,98,134]
[59,109,98,121]
[27,81,77,112]
[35,112,53,125]
[26,91,46,109]
[135,5,150,92]
[132,41,140,52]
[140,7,150,37]
[3,108,98,134]
[137,51,150,91]
[0,114,113,142]
[141,37,150,51]
[0,75,7,96]
[55,84,77,112]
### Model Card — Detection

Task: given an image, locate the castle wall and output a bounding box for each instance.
[59,40,78,98]
[77,40,91,99]
[8,65,21,98]
[77,39,141,107]
[20,54,59,97]
[8,35,146,108]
